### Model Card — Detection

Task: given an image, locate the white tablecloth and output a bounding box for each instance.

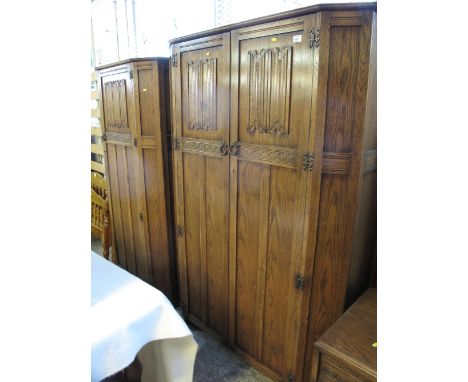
[91,252,197,382]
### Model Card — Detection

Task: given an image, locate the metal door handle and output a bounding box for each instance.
[220,142,229,156]
[229,142,240,156]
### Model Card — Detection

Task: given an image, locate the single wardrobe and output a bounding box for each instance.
[170,2,377,381]
[97,58,177,302]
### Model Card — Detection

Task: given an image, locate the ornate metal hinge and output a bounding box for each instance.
[303,152,314,171]
[229,141,240,156]
[295,274,304,290]
[173,137,180,150]
[102,133,107,141]
[139,212,144,221]
[129,70,134,79]
[171,54,178,67]
[176,225,184,237]
[220,142,229,156]
[309,28,320,48]
[287,372,295,382]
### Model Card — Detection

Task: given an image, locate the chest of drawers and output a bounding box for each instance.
[314,288,377,382]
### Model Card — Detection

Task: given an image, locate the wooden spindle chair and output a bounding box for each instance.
[91,172,113,262]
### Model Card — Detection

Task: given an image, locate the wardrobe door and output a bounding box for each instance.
[171,34,230,339]
[100,67,150,282]
[230,14,321,380]
[131,60,176,301]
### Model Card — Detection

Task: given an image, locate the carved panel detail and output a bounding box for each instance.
[237,142,298,169]
[247,46,293,136]
[187,58,217,131]
[180,137,227,158]
[103,132,132,146]
[103,79,128,130]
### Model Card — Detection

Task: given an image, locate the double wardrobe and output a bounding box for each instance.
[170,3,376,381]
[98,3,377,382]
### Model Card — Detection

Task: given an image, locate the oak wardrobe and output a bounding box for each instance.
[97,58,177,303]
[170,3,377,381]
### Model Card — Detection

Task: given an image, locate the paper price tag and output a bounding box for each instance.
[293,34,302,43]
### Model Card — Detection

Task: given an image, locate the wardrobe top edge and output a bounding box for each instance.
[95,57,169,71]
[169,1,377,45]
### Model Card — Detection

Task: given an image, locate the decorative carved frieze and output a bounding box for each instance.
[187,58,217,131]
[246,46,293,136]
[179,137,227,158]
[237,142,298,169]
[102,132,133,146]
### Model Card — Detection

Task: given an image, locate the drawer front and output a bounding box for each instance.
[318,354,376,382]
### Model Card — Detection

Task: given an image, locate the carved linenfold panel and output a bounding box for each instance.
[247,46,293,136]
[187,58,217,131]
[104,79,128,130]
[237,142,298,169]
[363,149,377,173]
[180,137,227,158]
[103,132,133,146]
[322,152,352,175]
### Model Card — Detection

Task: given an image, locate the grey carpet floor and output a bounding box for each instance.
[192,329,272,382]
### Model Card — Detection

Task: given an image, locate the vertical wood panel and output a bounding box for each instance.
[199,155,208,324]
[107,144,126,268]
[142,148,172,294]
[183,153,204,320]
[307,174,349,344]
[127,146,151,284]
[323,26,361,153]
[235,161,264,354]
[255,165,271,360]
[138,69,158,136]
[116,145,137,274]
[262,166,297,375]
[205,157,229,337]
[346,171,376,306]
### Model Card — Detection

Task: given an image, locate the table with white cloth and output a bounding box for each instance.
[91,252,198,382]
